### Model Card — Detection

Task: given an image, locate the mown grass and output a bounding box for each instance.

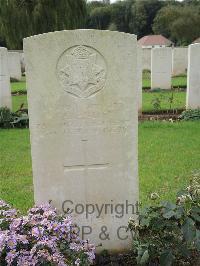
[142,73,187,88]
[139,121,200,205]
[11,77,26,93]
[12,95,28,112]
[0,129,33,212]
[0,122,199,212]
[10,77,186,113]
[11,92,186,113]
[172,75,187,87]
[11,75,187,94]
[143,91,186,112]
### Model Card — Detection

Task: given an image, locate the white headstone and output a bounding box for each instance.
[186,44,200,109]
[20,52,26,74]
[8,51,22,81]
[24,30,139,252]
[172,47,188,76]
[0,48,12,109]
[137,45,142,114]
[151,47,172,90]
[142,48,151,70]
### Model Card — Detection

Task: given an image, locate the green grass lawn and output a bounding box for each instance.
[0,129,33,212]
[10,76,186,113]
[0,122,199,213]
[142,73,187,88]
[11,92,186,113]
[172,75,187,87]
[143,91,186,112]
[11,75,187,94]
[12,95,28,112]
[139,122,200,205]
[11,77,26,93]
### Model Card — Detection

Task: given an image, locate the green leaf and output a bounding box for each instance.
[163,210,176,219]
[191,212,200,222]
[191,206,200,214]
[140,217,150,227]
[139,250,149,265]
[182,218,196,243]
[160,250,174,266]
[195,230,200,251]
[179,244,191,257]
[162,202,176,210]
[174,207,184,219]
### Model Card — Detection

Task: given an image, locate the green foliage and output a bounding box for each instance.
[0,0,87,49]
[129,0,164,37]
[109,1,132,33]
[151,96,161,111]
[151,91,183,113]
[86,0,199,45]
[129,172,200,265]
[179,109,200,121]
[1,0,199,48]
[87,6,111,30]
[86,0,164,35]
[0,107,13,128]
[0,106,28,128]
[153,5,180,40]
[153,4,200,45]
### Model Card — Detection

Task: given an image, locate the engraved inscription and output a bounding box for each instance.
[57,45,107,98]
[64,139,109,173]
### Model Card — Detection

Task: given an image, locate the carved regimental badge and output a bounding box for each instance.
[57,45,107,98]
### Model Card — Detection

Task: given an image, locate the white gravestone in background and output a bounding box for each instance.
[172,47,188,76]
[137,45,142,114]
[0,48,12,109]
[142,48,151,70]
[21,52,26,74]
[24,30,138,252]
[186,44,200,109]
[8,51,22,81]
[151,47,172,90]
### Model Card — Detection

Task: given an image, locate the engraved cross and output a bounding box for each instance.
[64,139,109,172]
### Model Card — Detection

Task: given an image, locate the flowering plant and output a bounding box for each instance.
[129,171,200,265]
[0,201,95,266]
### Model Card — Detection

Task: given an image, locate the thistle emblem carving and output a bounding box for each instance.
[57,46,107,98]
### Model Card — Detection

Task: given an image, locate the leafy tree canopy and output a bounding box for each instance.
[0,0,87,49]
[153,4,200,45]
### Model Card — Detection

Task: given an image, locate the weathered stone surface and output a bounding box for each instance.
[151,47,172,90]
[24,30,138,252]
[8,51,22,81]
[142,48,151,70]
[186,43,200,109]
[0,48,12,109]
[137,45,142,113]
[20,52,26,74]
[172,47,188,76]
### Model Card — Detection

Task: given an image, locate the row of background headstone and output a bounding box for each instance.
[7,47,191,83]
[8,51,22,81]
[142,47,188,76]
[0,44,199,111]
[9,47,190,82]
[0,49,25,110]
[0,48,12,109]
[138,44,200,110]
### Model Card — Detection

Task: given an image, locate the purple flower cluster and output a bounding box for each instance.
[0,200,95,265]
